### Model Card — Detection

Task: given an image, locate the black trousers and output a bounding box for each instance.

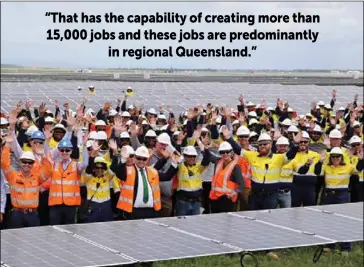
[49,205,77,225]
[122,208,159,220]
[210,196,235,213]
[202,182,212,214]
[38,190,50,226]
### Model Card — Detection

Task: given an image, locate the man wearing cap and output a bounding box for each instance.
[1,135,51,228]
[348,136,363,202]
[110,146,176,220]
[281,131,321,207]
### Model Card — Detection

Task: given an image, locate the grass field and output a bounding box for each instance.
[155,244,364,267]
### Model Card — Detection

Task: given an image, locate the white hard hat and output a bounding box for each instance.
[145,130,157,137]
[232,120,240,126]
[88,131,98,140]
[267,107,274,112]
[329,129,342,139]
[54,124,66,131]
[128,105,134,110]
[246,101,255,107]
[317,101,325,106]
[324,104,332,110]
[148,108,157,115]
[86,140,94,148]
[338,107,345,111]
[288,125,299,133]
[316,105,320,109]
[160,124,168,131]
[142,120,148,125]
[120,132,130,139]
[0,118,9,125]
[124,145,135,155]
[280,118,292,127]
[349,135,363,144]
[157,133,171,145]
[135,146,150,158]
[237,126,250,136]
[313,125,322,132]
[86,108,95,115]
[157,114,167,120]
[25,125,39,136]
[218,141,233,151]
[276,136,290,145]
[20,151,35,161]
[44,116,55,123]
[126,120,133,126]
[258,133,272,142]
[96,131,108,140]
[353,121,361,127]
[301,131,310,139]
[127,86,132,90]
[248,111,257,118]
[287,107,294,113]
[216,116,222,124]
[330,147,343,155]
[121,111,131,117]
[109,109,118,116]
[249,131,258,138]
[298,115,306,120]
[248,118,259,126]
[183,146,198,156]
[255,104,261,109]
[201,127,209,132]
[183,119,188,126]
[306,113,313,118]
[95,120,106,126]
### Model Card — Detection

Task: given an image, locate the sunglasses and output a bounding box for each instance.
[184,155,197,158]
[120,138,130,142]
[312,132,321,135]
[351,143,361,147]
[331,155,341,159]
[33,141,44,145]
[300,141,309,144]
[59,149,72,153]
[45,122,54,125]
[87,147,93,151]
[94,166,105,170]
[238,135,249,139]
[259,143,269,147]
[219,150,231,155]
[21,161,34,165]
[136,157,148,162]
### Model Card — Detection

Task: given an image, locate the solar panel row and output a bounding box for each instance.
[1,203,363,267]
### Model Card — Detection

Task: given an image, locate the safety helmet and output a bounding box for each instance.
[20,151,35,161]
[157,133,171,145]
[276,137,290,145]
[58,139,73,149]
[96,131,108,140]
[329,129,342,139]
[145,130,157,138]
[183,146,198,156]
[25,125,39,137]
[236,126,250,136]
[330,147,343,155]
[31,131,45,141]
[135,146,150,158]
[258,133,272,142]
[218,141,232,152]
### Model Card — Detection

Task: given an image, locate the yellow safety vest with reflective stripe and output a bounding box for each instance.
[81,171,119,203]
[176,162,206,192]
[242,150,287,185]
[322,164,357,189]
[350,155,363,182]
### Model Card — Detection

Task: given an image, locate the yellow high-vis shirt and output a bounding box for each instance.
[319,164,357,189]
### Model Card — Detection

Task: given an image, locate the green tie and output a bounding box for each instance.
[140,168,149,203]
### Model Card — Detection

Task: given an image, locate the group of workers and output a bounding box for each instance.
[0,89,363,261]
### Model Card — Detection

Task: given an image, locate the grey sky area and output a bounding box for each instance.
[1,2,363,69]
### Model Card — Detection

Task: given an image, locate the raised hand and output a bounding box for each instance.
[319,151,327,163]
[293,131,303,144]
[129,122,138,137]
[108,139,118,152]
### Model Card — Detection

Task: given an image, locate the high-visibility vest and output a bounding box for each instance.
[22,143,32,152]
[323,164,356,189]
[210,159,239,202]
[8,172,41,209]
[48,137,60,149]
[117,166,161,213]
[351,155,364,182]
[48,161,81,206]
[242,151,286,189]
[176,162,203,192]
[237,157,252,189]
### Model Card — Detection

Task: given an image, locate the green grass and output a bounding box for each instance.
[154,244,363,267]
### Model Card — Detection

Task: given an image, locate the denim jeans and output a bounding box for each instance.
[8,210,40,229]
[276,190,291,208]
[249,191,278,211]
[86,200,113,223]
[322,190,351,252]
[175,199,201,216]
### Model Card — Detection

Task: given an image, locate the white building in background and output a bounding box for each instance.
[347,70,362,79]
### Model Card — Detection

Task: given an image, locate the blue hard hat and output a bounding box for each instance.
[31,131,45,141]
[58,139,73,149]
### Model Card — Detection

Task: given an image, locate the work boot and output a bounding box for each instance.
[266,252,279,260]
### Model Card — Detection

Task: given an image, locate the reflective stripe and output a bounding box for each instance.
[11,198,38,205]
[122,184,134,191]
[326,174,350,180]
[51,180,80,185]
[214,159,238,195]
[3,169,12,175]
[178,186,202,192]
[293,172,316,176]
[326,185,349,189]
[10,186,38,193]
[251,177,280,184]
[152,185,159,191]
[119,196,133,204]
[153,198,160,204]
[280,178,293,183]
[251,167,280,175]
[281,170,293,176]
[49,192,80,197]
[40,172,46,181]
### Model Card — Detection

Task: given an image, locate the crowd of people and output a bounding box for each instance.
[0,89,363,260]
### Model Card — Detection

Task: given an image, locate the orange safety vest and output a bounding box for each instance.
[209,158,239,202]
[237,157,252,189]
[117,166,161,213]
[48,161,81,206]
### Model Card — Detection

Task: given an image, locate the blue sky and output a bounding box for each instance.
[1,2,363,70]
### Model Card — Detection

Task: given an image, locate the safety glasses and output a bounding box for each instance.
[59,149,72,153]
[238,135,249,139]
[33,141,44,145]
[219,150,231,155]
[136,156,148,162]
[21,161,34,165]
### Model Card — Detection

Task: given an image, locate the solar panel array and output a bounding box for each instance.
[1,81,362,115]
[1,203,363,267]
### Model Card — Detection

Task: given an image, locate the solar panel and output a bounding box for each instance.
[305,202,364,220]
[0,226,135,267]
[151,212,332,252]
[233,206,363,243]
[58,220,239,262]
